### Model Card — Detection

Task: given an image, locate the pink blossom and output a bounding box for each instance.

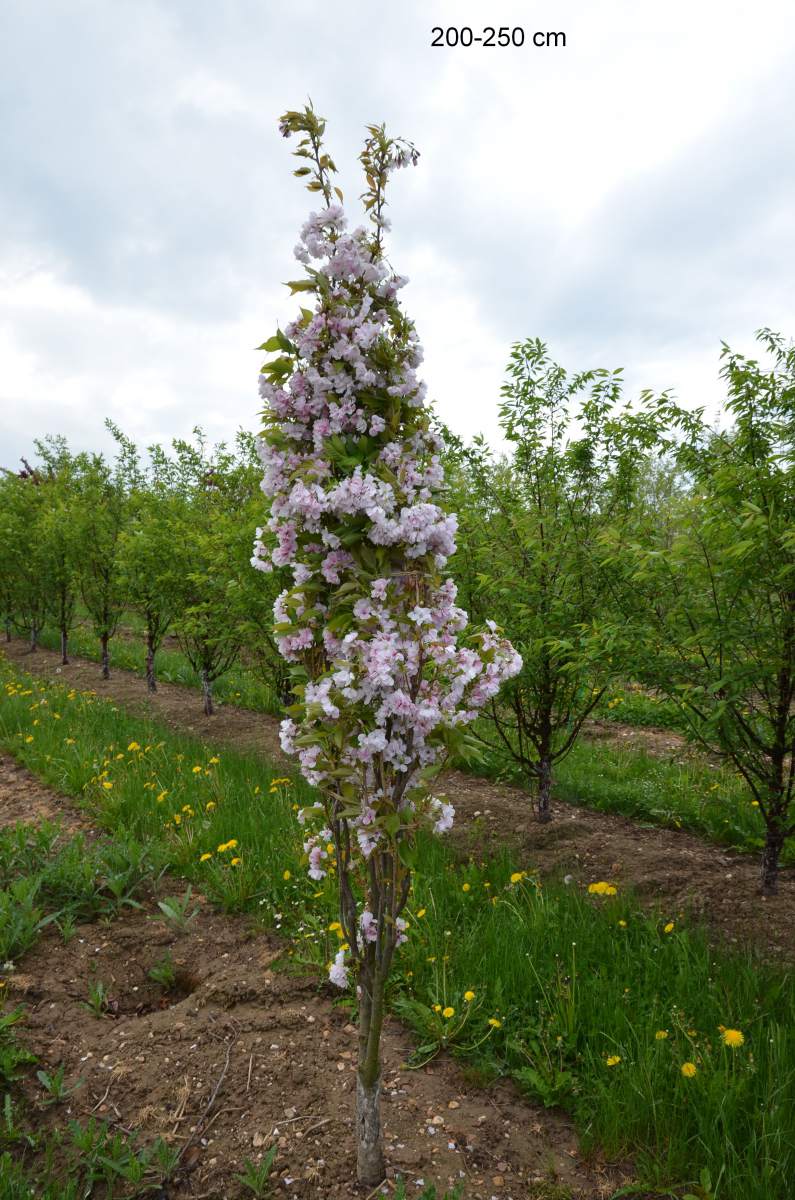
[329,948,349,988]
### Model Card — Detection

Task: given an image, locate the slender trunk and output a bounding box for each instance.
[760,824,785,895]
[146,631,157,693]
[60,627,69,665]
[356,1073,384,1186]
[5,620,11,643]
[201,669,214,716]
[356,961,385,1186]
[536,753,553,823]
[100,632,110,680]
[29,623,39,652]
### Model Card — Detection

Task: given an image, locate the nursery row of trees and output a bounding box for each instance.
[0,427,288,715]
[0,331,792,890]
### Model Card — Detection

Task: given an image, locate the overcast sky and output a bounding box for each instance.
[1,0,794,470]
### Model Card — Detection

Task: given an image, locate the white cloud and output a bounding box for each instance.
[1,0,794,467]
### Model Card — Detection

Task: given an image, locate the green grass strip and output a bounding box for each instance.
[35,621,773,863]
[37,621,280,716]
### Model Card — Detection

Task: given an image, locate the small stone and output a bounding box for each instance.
[447,1100,460,1110]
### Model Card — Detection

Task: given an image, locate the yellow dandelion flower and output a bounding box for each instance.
[655,1030,668,1040]
[488,1017,502,1029]
[283,869,291,881]
[200,852,212,862]
[205,801,216,812]
[464,990,475,1002]
[432,1003,442,1013]
[192,765,202,774]
[65,737,75,745]
[230,857,241,866]
[173,813,182,825]
[606,1055,621,1067]
[681,1062,697,1078]
[328,921,342,932]
[208,756,220,765]
[721,1028,745,1048]
[156,791,168,803]
[510,871,525,884]
[588,881,618,896]
[417,908,426,918]
[462,882,471,892]
[618,919,627,927]
[127,741,140,752]
[102,781,113,790]
[442,1006,455,1019]
[664,922,675,934]
[25,735,34,743]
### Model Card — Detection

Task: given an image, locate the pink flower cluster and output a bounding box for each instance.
[254,199,521,986]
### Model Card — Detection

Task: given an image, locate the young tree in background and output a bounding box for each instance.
[0,465,50,651]
[254,107,519,1185]
[34,436,82,664]
[119,483,182,692]
[449,340,663,821]
[74,439,133,679]
[620,330,795,892]
[170,434,252,715]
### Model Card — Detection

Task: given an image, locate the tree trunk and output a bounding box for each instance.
[146,632,157,693]
[201,670,214,716]
[760,825,785,895]
[356,1072,384,1186]
[29,624,39,652]
[355,955,387,1186]
[5,621,11,643]
[100,632,110,680]
[60,627,69,665]
[536,754,553,823]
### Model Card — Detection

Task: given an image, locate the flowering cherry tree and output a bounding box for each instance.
[253,105,521,1186]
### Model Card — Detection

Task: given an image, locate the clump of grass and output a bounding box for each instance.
[147,953,177,991]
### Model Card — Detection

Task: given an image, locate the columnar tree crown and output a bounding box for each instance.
[253,108,520,985]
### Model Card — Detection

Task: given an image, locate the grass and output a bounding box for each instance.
[464,722,780,863]
[591,682,689,733]
[1,659,793,1200]
[36,620,280,715]
[29,622,777,865]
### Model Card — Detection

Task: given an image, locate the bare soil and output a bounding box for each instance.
[4,640,794,965]
[1,756,628,1199]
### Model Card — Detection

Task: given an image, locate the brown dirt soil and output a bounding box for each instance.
[4,641,794,964]
[1,760,628,1199]
[0,750,86,834]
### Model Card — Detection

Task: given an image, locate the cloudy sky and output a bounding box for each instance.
[1,0,793,470]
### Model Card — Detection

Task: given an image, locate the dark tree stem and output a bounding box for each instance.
[146,631,157,693]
